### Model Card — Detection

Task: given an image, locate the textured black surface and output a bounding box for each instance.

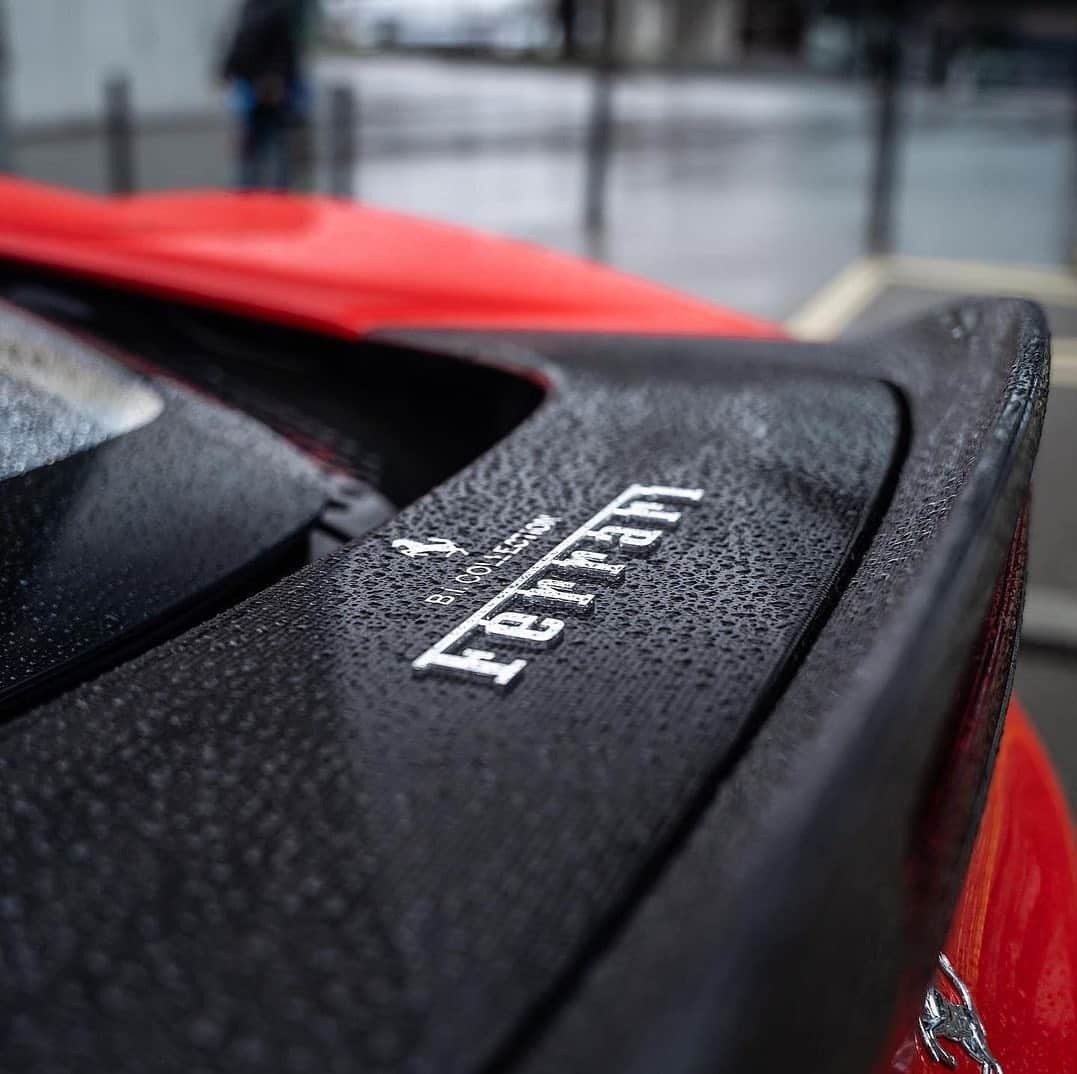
[0,302,330,712]
[0,301,161,480]
[0,271,544,509]
[0,306,901,1073]
[0,291,1047,1074]
[482,302,1046,1074]
[0,373,110,479]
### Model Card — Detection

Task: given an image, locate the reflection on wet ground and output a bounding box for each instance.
[14,55,1077,318]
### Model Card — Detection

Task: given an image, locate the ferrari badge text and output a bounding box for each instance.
[411,485,704,689]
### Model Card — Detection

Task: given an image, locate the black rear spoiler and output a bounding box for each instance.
[0,281,1046,1074]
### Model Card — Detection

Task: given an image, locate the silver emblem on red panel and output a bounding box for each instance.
[919,954,1002,1074]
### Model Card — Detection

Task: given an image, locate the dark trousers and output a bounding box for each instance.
[239,104,291,191]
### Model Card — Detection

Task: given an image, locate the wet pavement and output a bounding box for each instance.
[318,56,1077,317]
[15,56,1077,319]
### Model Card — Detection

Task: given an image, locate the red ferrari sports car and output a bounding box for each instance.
[0,177,1072,1074]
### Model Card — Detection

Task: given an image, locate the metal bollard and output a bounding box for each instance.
[584,66,614,234]
[328,83,358,198]
[1069,64,1077,268]
[583,0,618,236]
[865,12,903,256]
[0,2,11,174]
[104,74,136,195]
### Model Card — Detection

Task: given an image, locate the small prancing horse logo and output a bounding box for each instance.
[919,953,1002,1074]
[392,537,468,560]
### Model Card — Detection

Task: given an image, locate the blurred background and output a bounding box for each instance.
[2,0,1077,796]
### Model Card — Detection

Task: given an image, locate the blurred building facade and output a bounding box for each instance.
[6,0,234,130]
[6,0,1077,137]
[616,0,745,64]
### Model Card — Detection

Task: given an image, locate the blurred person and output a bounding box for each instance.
[555,0,579,60]
[221,0,312,191]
